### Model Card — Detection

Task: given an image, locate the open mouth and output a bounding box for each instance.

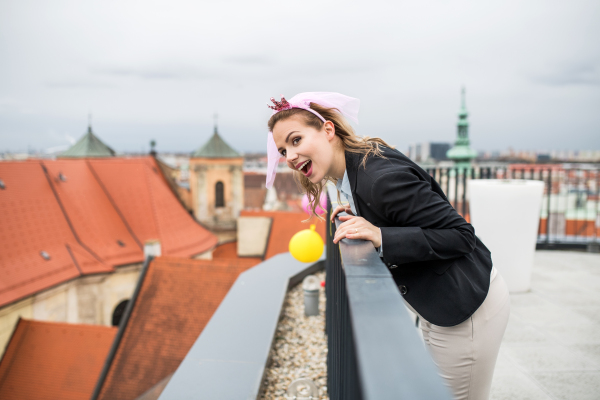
[297,160,312,177]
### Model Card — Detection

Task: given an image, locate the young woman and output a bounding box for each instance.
[266,92,510,400]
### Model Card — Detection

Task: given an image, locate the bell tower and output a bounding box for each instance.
[447,87,478,169]
[189,123,244,231]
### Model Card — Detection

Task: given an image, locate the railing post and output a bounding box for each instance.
[546,168,552,244]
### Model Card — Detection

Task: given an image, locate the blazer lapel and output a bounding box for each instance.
[344,151,362,216]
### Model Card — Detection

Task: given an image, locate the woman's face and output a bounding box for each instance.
[272,115,337,183]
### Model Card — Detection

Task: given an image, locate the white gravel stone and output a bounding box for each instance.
[260,270,328,400]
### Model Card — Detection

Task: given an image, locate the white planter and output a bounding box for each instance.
[469,180,544,293]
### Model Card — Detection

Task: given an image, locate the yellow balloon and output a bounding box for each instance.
[289,224,324,263]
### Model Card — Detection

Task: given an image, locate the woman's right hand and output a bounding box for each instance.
[330,205,354,222]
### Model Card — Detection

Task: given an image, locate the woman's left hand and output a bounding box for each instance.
[333,215,382,248]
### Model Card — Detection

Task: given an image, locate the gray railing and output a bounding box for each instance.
[424,165,600,251]
[325,195,451,399]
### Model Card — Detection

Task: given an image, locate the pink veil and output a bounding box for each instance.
[266,92,360,189]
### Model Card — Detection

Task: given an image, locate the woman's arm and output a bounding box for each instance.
[372,171,476,265]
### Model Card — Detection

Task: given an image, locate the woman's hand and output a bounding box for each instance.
[333,215,382,248]
[330,205,354,221]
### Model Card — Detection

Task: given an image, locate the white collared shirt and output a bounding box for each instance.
[335,169,384,257]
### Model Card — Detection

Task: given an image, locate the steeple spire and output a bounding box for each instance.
[446,87,477,168]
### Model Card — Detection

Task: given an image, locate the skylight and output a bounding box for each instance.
[40,251,51,260]
[0,179,4,189]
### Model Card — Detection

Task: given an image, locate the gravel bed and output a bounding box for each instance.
[260,270,328,399]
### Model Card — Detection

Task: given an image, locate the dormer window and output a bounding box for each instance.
[58,173,67,182]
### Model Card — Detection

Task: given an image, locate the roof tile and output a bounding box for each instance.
[0,161,109,307]
[88,157,218,257]
[0,319,116,400]
[0,157,217,307]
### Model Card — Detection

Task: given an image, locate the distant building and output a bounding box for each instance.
[189,126,244,231]
[59,124,116,158]
[408,142,451,163]
[447,87,477,168]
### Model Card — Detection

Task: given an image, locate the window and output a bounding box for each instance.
[215,181,224,207]
[112,300,129,326]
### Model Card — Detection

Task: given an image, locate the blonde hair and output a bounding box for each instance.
[267,103,393,219]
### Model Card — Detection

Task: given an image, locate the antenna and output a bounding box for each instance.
[213,113,218,133]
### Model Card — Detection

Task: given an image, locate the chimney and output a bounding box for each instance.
[144,240,161,258]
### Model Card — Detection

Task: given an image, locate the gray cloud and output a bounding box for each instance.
[534,62,600,86]
[1,0,599,153]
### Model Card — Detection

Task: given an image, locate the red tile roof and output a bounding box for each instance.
[240,210,326,260]
[0,319,116,400]
[88,158,217,258]
[0,161,110,308]
[0,157,217,307]
[43,160,142,267]
[94,256,260,400]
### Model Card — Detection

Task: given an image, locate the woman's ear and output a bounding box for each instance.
[324,121,336,141]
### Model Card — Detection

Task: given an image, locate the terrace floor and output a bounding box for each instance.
[490,250,600,400]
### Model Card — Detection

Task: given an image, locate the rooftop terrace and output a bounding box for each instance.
[491,250,600,400]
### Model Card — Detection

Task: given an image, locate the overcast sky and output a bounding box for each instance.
[1,0,598,154]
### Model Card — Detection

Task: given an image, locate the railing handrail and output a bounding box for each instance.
[335,219,451,399]
[326,185,452,399]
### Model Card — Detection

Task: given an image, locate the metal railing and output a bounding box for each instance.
[423,165,600,251]
[325,195,451,400]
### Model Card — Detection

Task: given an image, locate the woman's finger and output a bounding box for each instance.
[334,221,362,243]
[330,205,354,221]
[330,205,347,221]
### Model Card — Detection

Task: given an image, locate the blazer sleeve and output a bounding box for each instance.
[372,170,476,265]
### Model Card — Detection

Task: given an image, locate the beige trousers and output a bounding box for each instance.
[411,268,510,400]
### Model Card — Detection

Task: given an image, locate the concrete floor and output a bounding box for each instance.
[490,250,600,400]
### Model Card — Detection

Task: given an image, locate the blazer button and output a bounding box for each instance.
[389,264,398,269]
[399,285,408,295]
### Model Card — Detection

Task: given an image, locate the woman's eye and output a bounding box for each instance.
[280,150,286,157]
[292,137,300,145]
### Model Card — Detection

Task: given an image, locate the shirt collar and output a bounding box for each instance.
[335,169,352,196]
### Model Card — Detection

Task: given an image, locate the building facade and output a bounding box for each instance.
[189,127,244,231]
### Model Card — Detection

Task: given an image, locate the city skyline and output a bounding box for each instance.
[1,0,599,154]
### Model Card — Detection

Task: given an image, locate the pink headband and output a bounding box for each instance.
[266,92,360,188]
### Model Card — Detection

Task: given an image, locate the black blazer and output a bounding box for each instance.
[344,146,492,327]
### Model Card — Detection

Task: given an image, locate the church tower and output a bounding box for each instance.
[59,124,116,158]
[447,87,477,169]
[189,124,243,231]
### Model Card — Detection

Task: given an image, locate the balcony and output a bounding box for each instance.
[158,187,600,399]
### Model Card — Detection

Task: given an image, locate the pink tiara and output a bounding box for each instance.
[267,96,291,112]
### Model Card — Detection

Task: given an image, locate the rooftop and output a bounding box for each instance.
[0,320,116,400]
[0,157,217,307]
[59,126,116,158]
[191,127,240,158]
[491,250,600,399]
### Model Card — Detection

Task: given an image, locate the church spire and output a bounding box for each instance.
[446,87,477,168]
